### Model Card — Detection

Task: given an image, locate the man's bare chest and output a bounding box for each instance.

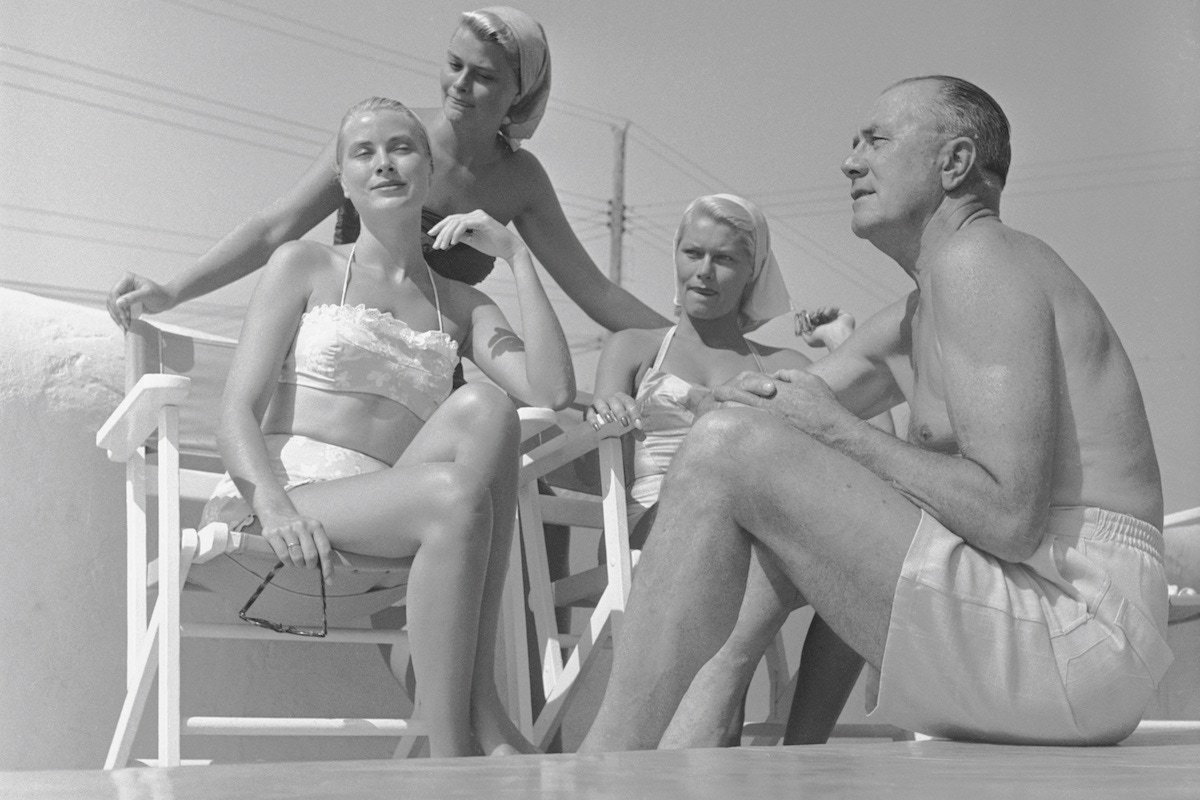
[907,316,958,454]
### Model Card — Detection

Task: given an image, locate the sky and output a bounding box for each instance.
[1,0,1197,509]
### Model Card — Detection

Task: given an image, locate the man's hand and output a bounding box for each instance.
[713,368,849,440]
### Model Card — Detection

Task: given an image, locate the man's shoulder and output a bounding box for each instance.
[938,219,1061,273]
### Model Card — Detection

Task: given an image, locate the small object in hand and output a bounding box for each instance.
[808,308,840,326]
[795,308,840,337]
[795,310,813,336]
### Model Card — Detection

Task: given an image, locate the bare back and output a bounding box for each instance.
[903,219,1162,527]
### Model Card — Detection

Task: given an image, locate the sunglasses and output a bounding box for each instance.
[238,559,328,638]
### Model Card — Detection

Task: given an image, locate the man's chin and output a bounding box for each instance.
[849,216,874,240]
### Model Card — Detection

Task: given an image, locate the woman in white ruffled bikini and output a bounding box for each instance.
[201,97,573,757]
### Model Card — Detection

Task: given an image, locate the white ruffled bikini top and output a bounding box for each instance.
[278,246,459,421]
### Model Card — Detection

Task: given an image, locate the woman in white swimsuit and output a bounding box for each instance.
[587,194,875,748]
[203,97,573,757]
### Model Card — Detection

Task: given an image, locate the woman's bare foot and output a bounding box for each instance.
[472,688,540,756]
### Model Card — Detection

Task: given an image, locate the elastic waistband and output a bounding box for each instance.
[1049,505,1164,561]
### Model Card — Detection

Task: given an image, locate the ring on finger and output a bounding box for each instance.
[287,542,302,550]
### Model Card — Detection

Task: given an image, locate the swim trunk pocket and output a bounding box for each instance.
[1026,534,1107,637]
[1058,584,1172,742]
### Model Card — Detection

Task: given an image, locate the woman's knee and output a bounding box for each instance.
[418,463,494,545]
[442,383,520,438]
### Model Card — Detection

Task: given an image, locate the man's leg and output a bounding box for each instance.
[658,543,799,749]
[579,408,920,753]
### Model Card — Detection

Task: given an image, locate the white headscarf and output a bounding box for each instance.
[673,194,793,332]
[462,7,552,150]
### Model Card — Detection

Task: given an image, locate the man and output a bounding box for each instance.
[580,76,1171,750]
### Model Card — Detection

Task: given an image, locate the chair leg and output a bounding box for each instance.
[532,584,620,749]
[502,523,534,736]
[105,599,163,769]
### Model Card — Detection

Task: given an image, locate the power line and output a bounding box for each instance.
[628,125,733,194]
[558,188,610,204]
[0,203,218,243]
[0,42,330,135]
[0,222,205,258]
[0,61,326,147]
[217,0,440,72]
[767,220,892,302]
[1005,171,1200,200]
[1,81,317,160]
[163,0,438,81]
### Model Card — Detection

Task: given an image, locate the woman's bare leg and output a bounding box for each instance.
[784,614,864,744]
[395,384,535,755]
[287,384,528,756]
[289,459,492,757]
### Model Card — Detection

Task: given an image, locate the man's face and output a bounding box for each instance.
[841,81,947,244]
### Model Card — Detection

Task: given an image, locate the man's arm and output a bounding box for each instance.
[806,294,911,419]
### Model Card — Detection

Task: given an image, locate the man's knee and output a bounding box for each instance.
[680,408,814,475]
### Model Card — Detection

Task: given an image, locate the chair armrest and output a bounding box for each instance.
[96,374,191,462]
[518,407,557,441]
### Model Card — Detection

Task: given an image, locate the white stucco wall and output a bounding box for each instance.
[0,290,405,770]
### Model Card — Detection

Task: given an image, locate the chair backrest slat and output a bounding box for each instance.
[129,318,237,459]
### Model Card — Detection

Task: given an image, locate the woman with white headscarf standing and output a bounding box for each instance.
[108,6,667,343]
[588,194,869,749]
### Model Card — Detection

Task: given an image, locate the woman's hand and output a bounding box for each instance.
[589,391,642,433]
[796,307,855,349]
[428,210,524,263]
[107,272,178,330]
[259,510,335,584]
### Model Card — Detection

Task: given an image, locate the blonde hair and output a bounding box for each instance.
[334,97,431,171]
[676,195,757,257]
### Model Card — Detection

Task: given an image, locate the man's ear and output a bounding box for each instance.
[940,136,976,191]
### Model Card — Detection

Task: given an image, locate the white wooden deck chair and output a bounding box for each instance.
[1165,507,1200,623]
[98,316,550,767]
[1139,505,1200,732]
[515,398,632,750]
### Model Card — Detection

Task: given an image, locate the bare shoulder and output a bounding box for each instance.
[749,341,812,372]
[606,326,671,363]
[938,220,1065,291]
[262,240,340,289]
[929,222,1062,328]
[429,273,492,321]
[501,148,557,212]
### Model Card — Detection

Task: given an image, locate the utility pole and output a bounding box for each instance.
[608,121,630,289]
